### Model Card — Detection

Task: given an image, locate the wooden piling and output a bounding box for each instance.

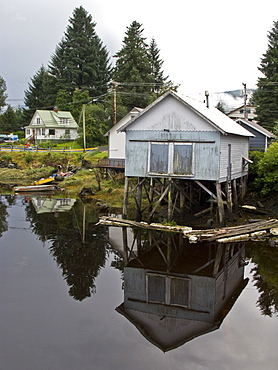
[123,176,129,219]
[216,182,225,227]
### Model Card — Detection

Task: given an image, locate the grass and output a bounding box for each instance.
[0,150,124,207]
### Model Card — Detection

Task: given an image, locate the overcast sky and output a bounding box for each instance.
[1,0,278,109]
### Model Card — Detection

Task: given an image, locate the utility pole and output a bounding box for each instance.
[82,104,86,152]
[113,81,119,125]
[205,90,209,108]
[242,83,248,120]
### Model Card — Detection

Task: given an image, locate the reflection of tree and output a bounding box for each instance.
[25,198,109,301]
[0,197,8,237]
[50,237,107,301]
[247,244,278,317]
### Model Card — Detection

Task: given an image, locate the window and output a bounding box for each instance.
[42,128,45,135]
[149,143,169,174]
[147,273,190,307]
[26,129,30,135]
[49,129,55,135]
[148,142,193,176]
[65,128,70,135]
[59,118,69,125]
[173,143,193,175]
[36,118,41,124]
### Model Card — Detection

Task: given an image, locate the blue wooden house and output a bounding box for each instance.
[236,118,275,152]
[119,91,254,226]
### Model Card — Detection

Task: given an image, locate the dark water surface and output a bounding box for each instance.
[0,195,277,370]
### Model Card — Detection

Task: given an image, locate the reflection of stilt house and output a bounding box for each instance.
[119,91,253,226]
[116,230,248,352]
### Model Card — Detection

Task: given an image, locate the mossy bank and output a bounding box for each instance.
[0,150,125,208]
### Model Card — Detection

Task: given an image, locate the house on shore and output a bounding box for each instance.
[236,118,276,152]
[227,104,256,121]
[118,90,254,225]
[25,110,79,144]
[98,107,143,170]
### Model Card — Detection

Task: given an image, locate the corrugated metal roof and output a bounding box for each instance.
[119,91,254,137]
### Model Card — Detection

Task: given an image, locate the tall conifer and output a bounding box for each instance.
[255,21,278,131]
[24,65,55,121]
[48,6,111,98]
[113,21,154,109]
[148,38,169,93]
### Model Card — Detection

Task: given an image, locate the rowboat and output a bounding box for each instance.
[13,185,58,192]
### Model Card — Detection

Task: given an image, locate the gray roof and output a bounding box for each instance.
[236,118,276,138]
[119,91,254,137]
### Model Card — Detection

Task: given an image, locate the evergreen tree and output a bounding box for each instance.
[48,6,111,98]
[0,105,18,132]
[0,76,7,112]
[24,65,55,121]
[113,21,154,109]
[148,37,169,93]
[254,21,278,131]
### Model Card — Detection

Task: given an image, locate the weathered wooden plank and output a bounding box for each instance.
[97,216,278,243]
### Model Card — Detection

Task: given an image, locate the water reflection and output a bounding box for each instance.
[24,195,109,301]
[246,244,278,317]
[3,194,277,322]
[114,229,249,351]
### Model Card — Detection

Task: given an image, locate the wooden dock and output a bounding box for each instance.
[97,216,278,243]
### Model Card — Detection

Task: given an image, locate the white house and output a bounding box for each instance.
[25,110,79,143]
[227,105,256,121]
[104,107,142,167]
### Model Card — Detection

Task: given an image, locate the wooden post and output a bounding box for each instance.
[148,178,154,213]
[168,179,173,222]
[180,181,186,216]
[226,180,233,219]
[123,177,129,219]
[232,179,239,212]
[135,177,143,221]
[239,175,247,202]
[216,182,225,227]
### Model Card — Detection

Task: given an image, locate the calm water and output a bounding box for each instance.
[0,195,277,370]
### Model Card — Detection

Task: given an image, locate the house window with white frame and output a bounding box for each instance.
[36,118,41,124]
[148,142,194,176]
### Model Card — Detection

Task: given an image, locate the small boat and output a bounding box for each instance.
[31,176,55,186]
[13,184,58,192]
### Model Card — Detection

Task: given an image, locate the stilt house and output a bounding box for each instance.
[119,91,254,225]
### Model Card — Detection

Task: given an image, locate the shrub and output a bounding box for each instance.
[252,143,278,194]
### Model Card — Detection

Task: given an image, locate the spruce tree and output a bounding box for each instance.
[24,65,55,121]
[48,6,111,98]
[148,37,169,93]
[0,76,7,112]
[113,21,154,109]
[254,21,278,131]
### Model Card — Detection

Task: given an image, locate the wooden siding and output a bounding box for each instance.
[124,267,215,321]
[219,135,249,182]
[126,95,217,132]
[125,130,221,180]
[239,123,268,151]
